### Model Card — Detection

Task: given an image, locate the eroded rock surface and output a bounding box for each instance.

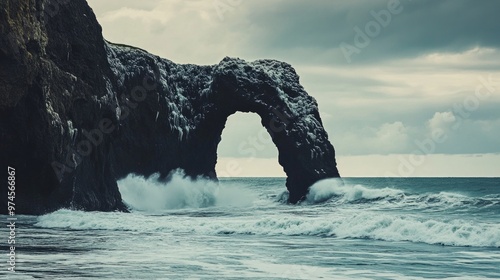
[0,0,340,214]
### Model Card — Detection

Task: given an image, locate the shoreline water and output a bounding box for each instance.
[2,177,499,279]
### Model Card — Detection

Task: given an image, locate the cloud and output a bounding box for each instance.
[218,113,277,159]
[335,121,411,155]
[428,112,456,132]
[100,7,172,25]
[86,0,500,164]
[88,0,243,64]
[377,121,408,144]
[89,0,500,65]
[337,154,500,177]
[234,0,500,65]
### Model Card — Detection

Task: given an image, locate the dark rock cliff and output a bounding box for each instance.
[0,0,340,214]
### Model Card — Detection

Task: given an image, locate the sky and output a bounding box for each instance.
[87,0,500,177]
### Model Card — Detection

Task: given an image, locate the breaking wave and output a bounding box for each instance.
[35,176,500,248]
[305,178,500,211]
[36,209,500,248]
[117,170,259,211]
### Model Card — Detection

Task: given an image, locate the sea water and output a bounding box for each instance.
[2,175,499,279]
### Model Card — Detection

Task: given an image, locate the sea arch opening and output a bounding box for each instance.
[215,112,286,178]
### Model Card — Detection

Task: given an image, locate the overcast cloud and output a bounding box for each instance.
[87,0,500,176]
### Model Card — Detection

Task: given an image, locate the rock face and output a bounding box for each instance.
[0,0,340,214]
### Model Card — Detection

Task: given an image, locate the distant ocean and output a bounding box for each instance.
[2,176,500,279]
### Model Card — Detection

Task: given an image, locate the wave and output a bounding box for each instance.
[117,170,259,211]
[305,179,500,211]
[35,177,500,248]
[36,209,500,248]
[118,173,499,213]
[305,178,404,204]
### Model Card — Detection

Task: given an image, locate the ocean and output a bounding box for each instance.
[2,176,500,279]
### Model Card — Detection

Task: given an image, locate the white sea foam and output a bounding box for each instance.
[117,170,259,211]
[305,178,404,204]
[36,208,500,248]
[35,176,500,248]
[305,179,500,212]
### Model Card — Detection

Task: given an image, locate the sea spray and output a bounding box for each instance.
[35,178,500,248]
[36,208,500,247]
[305,179,500,213]
[305,178,404,204]
[117,170,259,211]
[27,178,500,279]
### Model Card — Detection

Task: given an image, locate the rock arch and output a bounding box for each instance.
[211,58,340,202]
[108,50,341,203]
[0,0,340,214]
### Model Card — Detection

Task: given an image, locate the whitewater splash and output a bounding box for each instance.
[35,177,500,248]
[117,170,259,211]
[28,178,500,279]
[305,178,404,204]
[305,178,500,212]
[36,208,500,248]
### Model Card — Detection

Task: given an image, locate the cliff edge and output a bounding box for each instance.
[0,0,340,214]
